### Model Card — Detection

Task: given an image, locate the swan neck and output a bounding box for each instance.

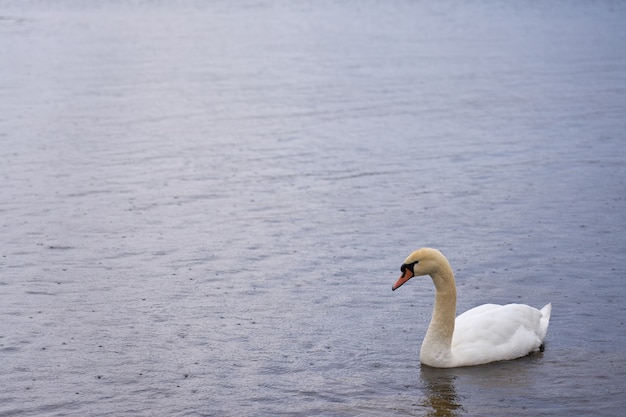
[422,265,457,363]
[432,285,456,332]
[429,267,456,334]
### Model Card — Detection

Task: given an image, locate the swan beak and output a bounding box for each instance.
[392,270,414,291]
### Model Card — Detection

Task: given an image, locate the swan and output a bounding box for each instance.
[391,248,552,368]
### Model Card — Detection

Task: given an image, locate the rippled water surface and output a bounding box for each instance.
[1,1,625,416]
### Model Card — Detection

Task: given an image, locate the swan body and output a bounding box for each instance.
[392,248,552,368]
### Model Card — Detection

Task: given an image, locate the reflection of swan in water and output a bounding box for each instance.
[419,353,545,416]
[392,248,552,368]
[420,366,464,417]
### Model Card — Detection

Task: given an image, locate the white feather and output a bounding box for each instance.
[451,302,552,366]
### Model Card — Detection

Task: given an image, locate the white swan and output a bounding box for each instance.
[392,248,552,368]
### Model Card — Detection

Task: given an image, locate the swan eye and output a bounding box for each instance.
[401,261,418,275]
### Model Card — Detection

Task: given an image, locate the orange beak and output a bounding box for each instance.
[392,269,414,291]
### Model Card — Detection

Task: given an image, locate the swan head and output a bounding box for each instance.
[392,248,447,291]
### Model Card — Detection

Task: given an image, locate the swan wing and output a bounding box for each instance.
[451,303,550,366]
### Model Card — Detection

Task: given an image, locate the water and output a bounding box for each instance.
[1,1,625,416]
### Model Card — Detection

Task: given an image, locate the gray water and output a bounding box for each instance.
[1,1,625,416]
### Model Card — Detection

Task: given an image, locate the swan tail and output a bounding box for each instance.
[538,303,552,342]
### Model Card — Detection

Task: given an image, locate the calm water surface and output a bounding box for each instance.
[1,1,625,416]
